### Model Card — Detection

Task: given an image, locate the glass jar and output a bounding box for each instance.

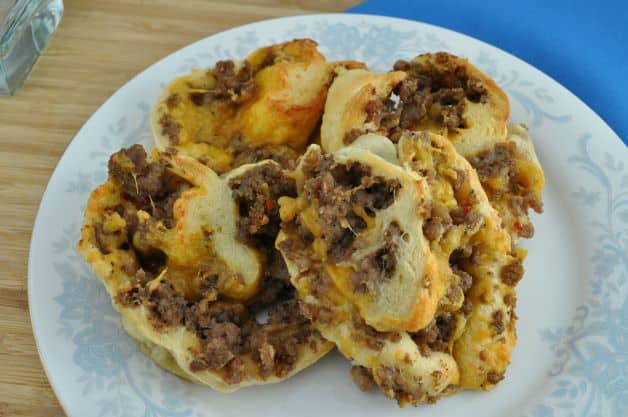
[0,0,63,95]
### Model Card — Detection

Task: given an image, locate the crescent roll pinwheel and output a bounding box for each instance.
[276,141,460,405]
[78,145,333,392]
[320,53,544,242]
[151,39,358,173]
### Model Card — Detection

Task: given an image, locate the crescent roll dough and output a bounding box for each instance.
[276,142,460,405]
[321,69,406,151]
[320,53,544,241]
[78,145,333,392]
[397,131,521,390]
[151,39,335,173]
[278,141,445,333]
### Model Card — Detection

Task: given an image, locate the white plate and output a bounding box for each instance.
[28,13,628,417]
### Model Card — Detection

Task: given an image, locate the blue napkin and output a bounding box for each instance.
[348,0,628,145]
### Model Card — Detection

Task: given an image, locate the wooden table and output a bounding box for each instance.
[0,1,360,415]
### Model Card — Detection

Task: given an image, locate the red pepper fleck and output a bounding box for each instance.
[264,198,275,211]
[513,221,523,232]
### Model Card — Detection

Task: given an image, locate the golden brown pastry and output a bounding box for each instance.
[467,122,544,239]
[391,53,509,156]
[397,131,521,390]
[277,137,445,333]
[320,53,545,241]
[151,39,334,173]
[276,141,460,405]
[78,145,333,392]
[320,69,406,150]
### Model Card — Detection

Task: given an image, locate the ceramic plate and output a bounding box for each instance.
[28,13,628,417]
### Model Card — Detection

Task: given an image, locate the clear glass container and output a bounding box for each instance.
[0,0,63,95]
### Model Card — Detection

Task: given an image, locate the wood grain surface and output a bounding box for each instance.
[0,1,360,415]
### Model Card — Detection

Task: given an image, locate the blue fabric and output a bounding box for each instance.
[347,0,628,145]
